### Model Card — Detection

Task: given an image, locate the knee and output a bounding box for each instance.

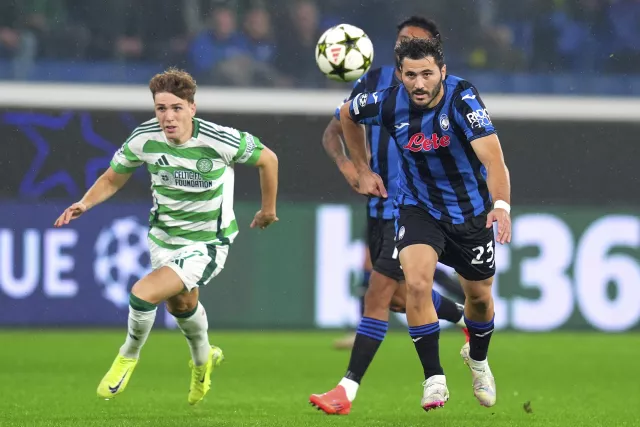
[364,290,386,312]
[466,292,492,314]
[166,295,197,316]
[128,292,157,312]
[406,276,433,301]
[131,281,158,305]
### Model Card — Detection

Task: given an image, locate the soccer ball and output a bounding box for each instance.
[315,23,374,82]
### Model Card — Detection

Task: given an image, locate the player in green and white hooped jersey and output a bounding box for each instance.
[54,68,279,405]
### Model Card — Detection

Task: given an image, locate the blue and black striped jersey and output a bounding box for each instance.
[334,65,400,220]
[347,75,496,224]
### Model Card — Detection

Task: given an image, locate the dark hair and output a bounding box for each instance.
[149,67,197,103]
[394,37,445,69]
[396,16,441,41]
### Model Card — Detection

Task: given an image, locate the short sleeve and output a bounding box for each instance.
[110,137,144,174]
[348,75,367,101]
[233,132,265,165]
[452,85,496,141]
[334,75,368,120]
[198,121,264,166]
[348,89,387,126]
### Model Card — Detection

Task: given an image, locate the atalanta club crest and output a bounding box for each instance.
[439,113,450,131]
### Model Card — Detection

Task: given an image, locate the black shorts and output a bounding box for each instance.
[395,205,495,281]
[366,216,404,282]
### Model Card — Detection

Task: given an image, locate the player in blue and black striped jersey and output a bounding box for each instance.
[342,37,511,411]
[327,18,468,355]
[310,18,470,416]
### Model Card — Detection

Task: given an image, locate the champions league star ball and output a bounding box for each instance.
[315,23,374,82]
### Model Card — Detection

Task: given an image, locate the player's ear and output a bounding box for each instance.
[441,64,447,79]
[190,102,196,116]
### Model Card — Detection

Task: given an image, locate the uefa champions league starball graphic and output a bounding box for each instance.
[93,216,151,308]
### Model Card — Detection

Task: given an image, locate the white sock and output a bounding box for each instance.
[119,306,157,359]
[469,356,490,368]
[338,377,359,402]
[174,302,211,366]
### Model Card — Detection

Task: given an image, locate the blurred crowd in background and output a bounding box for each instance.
[1,0,640,92]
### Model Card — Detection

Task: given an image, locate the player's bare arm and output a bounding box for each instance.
[321,117,347,166]
[250,145,279,229]
[53,167,132,227]
[339,102,387,198]
[471,134,511,244]
[322,117,360,191]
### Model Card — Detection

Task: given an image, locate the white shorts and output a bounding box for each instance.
[148,239,229,291]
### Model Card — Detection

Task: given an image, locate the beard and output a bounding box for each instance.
[411,78,443,108]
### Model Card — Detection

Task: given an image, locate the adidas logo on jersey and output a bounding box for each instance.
[155,155,170,166]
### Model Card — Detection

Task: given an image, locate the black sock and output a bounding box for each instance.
[432,289,463,324]
[464,315,495,361]
[433,268,465,302]
[409,322,444,379]
[358,271,371,318]
[345,317,388,383]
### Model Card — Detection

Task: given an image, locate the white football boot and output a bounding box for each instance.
[421,374,449,411]
[460,342,496,407]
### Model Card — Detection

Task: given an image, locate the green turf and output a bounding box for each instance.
[0,330,636,427]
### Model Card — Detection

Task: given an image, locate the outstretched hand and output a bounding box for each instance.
[54,202,88,227]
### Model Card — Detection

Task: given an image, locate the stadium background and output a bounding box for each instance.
[2,0,639,332]
[0,0,640,331]
[2,1,640,426]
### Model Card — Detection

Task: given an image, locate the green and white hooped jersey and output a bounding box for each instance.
[110,117,264,249]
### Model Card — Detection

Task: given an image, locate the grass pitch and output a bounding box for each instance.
[0,330,636,427]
